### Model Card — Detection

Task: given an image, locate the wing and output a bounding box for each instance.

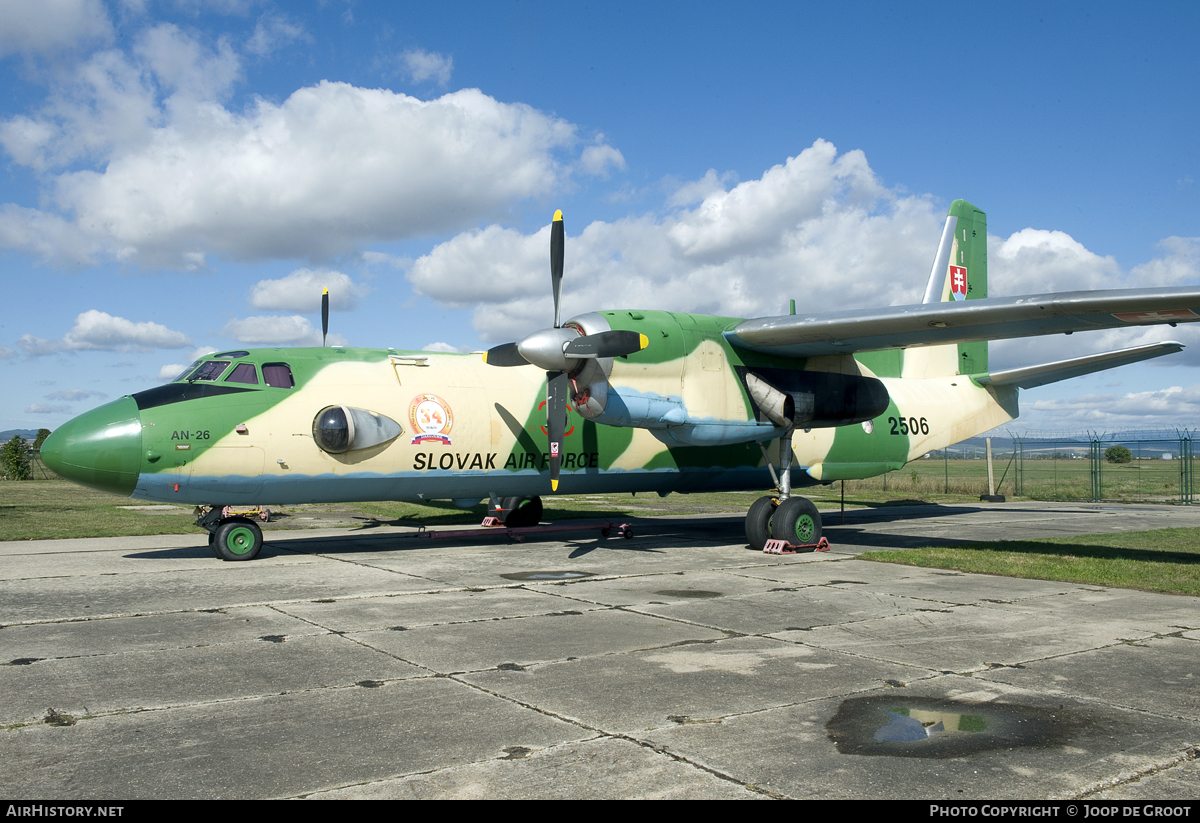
[976,341,1184,390]
[724,287,1200,358]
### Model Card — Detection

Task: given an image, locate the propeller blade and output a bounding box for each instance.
[321,287,329,347]
[563,329,649,359]
[481,342,529,367]
[546,370,568,491]
[550,210,564,328]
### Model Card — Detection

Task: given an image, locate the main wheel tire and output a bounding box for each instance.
[771,496,822,548]
[213,518,263,561]
[501,496,543,528]
[745,495,777,550]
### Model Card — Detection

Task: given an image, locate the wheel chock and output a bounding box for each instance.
[763,536,830,554]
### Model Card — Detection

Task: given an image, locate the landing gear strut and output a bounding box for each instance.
[746,426,822,551]
[196,505,264,561]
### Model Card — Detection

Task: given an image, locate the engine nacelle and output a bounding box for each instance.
[560,312,618,419]
[738,367,890,428]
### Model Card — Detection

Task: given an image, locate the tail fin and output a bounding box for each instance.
[928,199,988,374]
[923,199,987,304]
[906,200,989,377]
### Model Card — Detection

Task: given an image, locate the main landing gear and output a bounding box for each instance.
[197,505,264,561]
[745,427,823,552]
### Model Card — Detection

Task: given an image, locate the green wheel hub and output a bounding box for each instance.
[224,525,256,555]
[793,515,815,543]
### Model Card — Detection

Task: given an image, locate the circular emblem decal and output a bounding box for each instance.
[409,394,454,445]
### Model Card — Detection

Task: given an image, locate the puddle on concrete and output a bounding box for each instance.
[826,695,1081,758]
[654,590,723,599]
[501,571,595,581]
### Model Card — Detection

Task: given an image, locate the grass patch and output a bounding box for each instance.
[861,527,1200,596]
[0,480,198,540]
[0,480,776,541]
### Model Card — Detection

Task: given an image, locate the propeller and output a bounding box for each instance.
[482,210,648,491]
[321,287,329,347]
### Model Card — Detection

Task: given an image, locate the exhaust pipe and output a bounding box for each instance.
[745,373,814,428]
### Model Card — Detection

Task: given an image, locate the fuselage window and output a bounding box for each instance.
[226,363,259,384]
[262,363,295,388]
[187,360,231,382]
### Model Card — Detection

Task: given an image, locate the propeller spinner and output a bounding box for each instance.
[482,210,648,490]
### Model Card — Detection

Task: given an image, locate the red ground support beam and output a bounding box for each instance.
[414,521,633,544]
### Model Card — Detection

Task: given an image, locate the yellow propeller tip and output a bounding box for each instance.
[553,210,563,222]
[550,479,559,491]
[639,333,649,349]
[322,287,328,294]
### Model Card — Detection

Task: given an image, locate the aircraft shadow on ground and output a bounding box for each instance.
[121,505,1135,561]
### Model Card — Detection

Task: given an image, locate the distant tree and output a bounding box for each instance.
[33,429,50,451]
[1,434,32,480]
[1105,445,1133,464]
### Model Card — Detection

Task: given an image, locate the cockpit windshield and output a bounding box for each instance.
[185,360,231,382]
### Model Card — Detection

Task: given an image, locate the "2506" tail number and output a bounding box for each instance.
[889,416,929,436]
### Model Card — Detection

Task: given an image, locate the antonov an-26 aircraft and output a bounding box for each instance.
[41,201,1200,560]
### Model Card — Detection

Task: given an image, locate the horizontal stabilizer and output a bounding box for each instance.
[975,342,1185,390]
[725,287,1200,358]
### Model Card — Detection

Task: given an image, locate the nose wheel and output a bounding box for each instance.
[197,506,264,561]
[210,518,263,561]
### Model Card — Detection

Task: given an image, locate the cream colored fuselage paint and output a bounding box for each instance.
[183,347,1012,492]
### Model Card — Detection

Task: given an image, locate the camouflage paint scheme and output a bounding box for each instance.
[45,200,1013,507]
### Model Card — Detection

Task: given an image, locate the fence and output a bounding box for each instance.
[838,430,1196,504]
[1010,432,1195,504]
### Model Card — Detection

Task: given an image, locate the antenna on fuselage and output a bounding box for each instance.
[321,287,329,347]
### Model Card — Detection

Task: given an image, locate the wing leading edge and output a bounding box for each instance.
[724,287,1200,358]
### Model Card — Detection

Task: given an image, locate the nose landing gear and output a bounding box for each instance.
[197,505,264,561]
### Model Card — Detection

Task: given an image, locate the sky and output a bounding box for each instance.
[1,0,1198,436]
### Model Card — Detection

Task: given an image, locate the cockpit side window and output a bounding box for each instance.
[225,363,259,384]
[187,360,231,382]
[262,363,295,388]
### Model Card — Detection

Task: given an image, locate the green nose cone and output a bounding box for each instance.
[41,396,142,497]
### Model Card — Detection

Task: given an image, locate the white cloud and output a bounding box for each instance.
[26,403,73,414]
[409,140,939,342]
[990,229,1123,295]
[19,310,192,356]
[3,75,579,266]
[666,169,736,207]
[408,140,1200,360]
[246,13,307,57]
[158,364,188,381]
[223,315,348,347]
[46,389,107,401]
[250,268,368,311]
[580,138,625,177]
[421,341,461,353]
[0,0,112,59]
[400,48,453,86]
[1022,384,1200,429]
